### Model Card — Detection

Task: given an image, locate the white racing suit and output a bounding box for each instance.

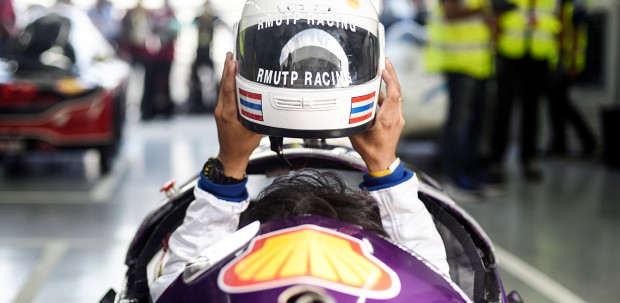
[150,163,449,301]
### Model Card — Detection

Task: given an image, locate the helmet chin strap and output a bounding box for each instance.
[269,136,293,167]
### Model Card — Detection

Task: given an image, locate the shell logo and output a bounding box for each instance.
[218,225,401,299]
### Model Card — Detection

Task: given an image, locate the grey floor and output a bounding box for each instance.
[452,153,620,303]
[1,115,619,303]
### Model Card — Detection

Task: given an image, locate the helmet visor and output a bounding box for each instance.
[236,13,381,89]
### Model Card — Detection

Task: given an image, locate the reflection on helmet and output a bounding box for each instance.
[279,28,351,87]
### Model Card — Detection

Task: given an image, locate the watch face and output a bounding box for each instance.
[203,158,220,180]
[203,158,216,177]
[204,158,244,185]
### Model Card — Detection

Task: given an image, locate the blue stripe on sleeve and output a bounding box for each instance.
[360,162,414,191]
[198,173,249,202]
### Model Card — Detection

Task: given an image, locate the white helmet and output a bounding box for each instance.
[234,0,385,138]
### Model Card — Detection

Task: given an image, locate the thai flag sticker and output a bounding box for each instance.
[239,88,264,121]
[349,92,376,124]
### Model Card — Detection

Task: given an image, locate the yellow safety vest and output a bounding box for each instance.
[424,0,493,79]
[552,0,587,72]
[497,0,561,60]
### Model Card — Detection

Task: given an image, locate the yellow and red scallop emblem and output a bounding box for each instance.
[218,225,401,299]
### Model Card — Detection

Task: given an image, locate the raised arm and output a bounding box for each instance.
[350,58,450,277]
[215,52,264,178]
[349,58,404,174]
[150,52,262,301]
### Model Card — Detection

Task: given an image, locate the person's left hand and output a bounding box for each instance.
[215,52,263,179]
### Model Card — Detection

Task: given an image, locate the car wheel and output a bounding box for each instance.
[99,91,126,175]
[0,154,26,176]
[99,136,121,175]
[99,145,115,175]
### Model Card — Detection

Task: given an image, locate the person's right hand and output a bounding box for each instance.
[215,52,263,179]
[349,58,405,173]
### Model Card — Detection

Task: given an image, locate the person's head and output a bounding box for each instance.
[239,169,388,238]
[233,0,385,139]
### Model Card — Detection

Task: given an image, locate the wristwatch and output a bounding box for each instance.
[202,157,244,185]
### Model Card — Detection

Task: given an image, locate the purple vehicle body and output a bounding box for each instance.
[158,215,469,302]
[102,140,519,303]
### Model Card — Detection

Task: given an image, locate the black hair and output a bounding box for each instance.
[238,169,388,238]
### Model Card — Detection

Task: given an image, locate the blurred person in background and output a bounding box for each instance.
[411,0,430,25]
[121,0,179,121]
[381,0,429,28]
[120,1,149,65]
[87,0,124,48]
[545,0,597,158]
[187,0,220,114]
[0,0,16,54]
[424,0,495,200]
[487,0,560,182]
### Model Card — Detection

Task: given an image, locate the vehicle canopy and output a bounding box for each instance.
[157,215,470,303]
[109,140,509,303]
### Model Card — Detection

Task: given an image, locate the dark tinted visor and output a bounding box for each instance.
[236,14,380,89]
